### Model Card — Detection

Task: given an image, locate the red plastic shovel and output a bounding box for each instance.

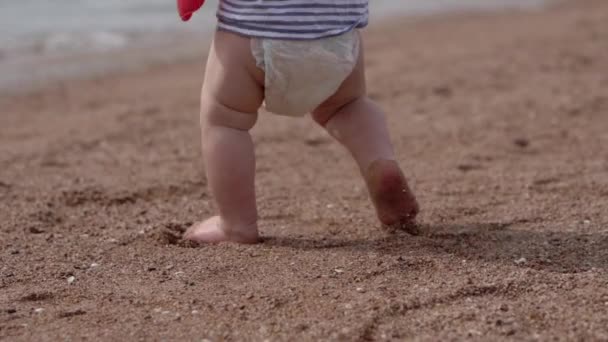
[177,0,205,21]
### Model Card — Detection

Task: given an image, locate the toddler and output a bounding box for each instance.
[181,0,420,244]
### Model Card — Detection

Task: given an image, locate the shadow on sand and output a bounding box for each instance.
[263,221,608,274]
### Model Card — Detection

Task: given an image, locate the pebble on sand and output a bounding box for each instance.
[514,258,527,265]
[67,276,76,284]
[34,308,44,313]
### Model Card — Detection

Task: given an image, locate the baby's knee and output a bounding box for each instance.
[200,96,258,131]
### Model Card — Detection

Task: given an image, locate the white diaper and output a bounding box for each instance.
[251,30,360,117]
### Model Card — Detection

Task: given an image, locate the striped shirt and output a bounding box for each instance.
[217,0,369,40]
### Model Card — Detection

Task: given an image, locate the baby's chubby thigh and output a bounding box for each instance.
[201,30,265,131]
[311,33,366,126]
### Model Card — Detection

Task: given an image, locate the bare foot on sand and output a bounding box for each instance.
[183,216,261,244]
[365,159,420,235]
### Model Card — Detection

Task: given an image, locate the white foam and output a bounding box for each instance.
[43,32,129,54]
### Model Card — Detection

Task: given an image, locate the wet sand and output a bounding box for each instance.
[1,0,608,340]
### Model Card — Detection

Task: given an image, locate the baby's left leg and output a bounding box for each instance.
[184,31,265,244]
[311,40,420,234]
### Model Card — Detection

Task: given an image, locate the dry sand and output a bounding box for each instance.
[1,0,608,340]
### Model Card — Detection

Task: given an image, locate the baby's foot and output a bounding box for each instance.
[183,216,260,244]
[365,159,420,235]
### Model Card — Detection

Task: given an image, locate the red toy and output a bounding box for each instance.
[177,0,205,21]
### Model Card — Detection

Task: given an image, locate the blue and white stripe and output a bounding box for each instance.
[217,0,369,40]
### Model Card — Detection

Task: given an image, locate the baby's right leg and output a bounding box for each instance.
[184,31,265,244]
[312,39,420,234]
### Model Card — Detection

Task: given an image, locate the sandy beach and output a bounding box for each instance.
[1,0,608,340]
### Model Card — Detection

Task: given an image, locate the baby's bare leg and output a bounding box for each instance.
[184,31,265,244]
[312,37,420,234]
